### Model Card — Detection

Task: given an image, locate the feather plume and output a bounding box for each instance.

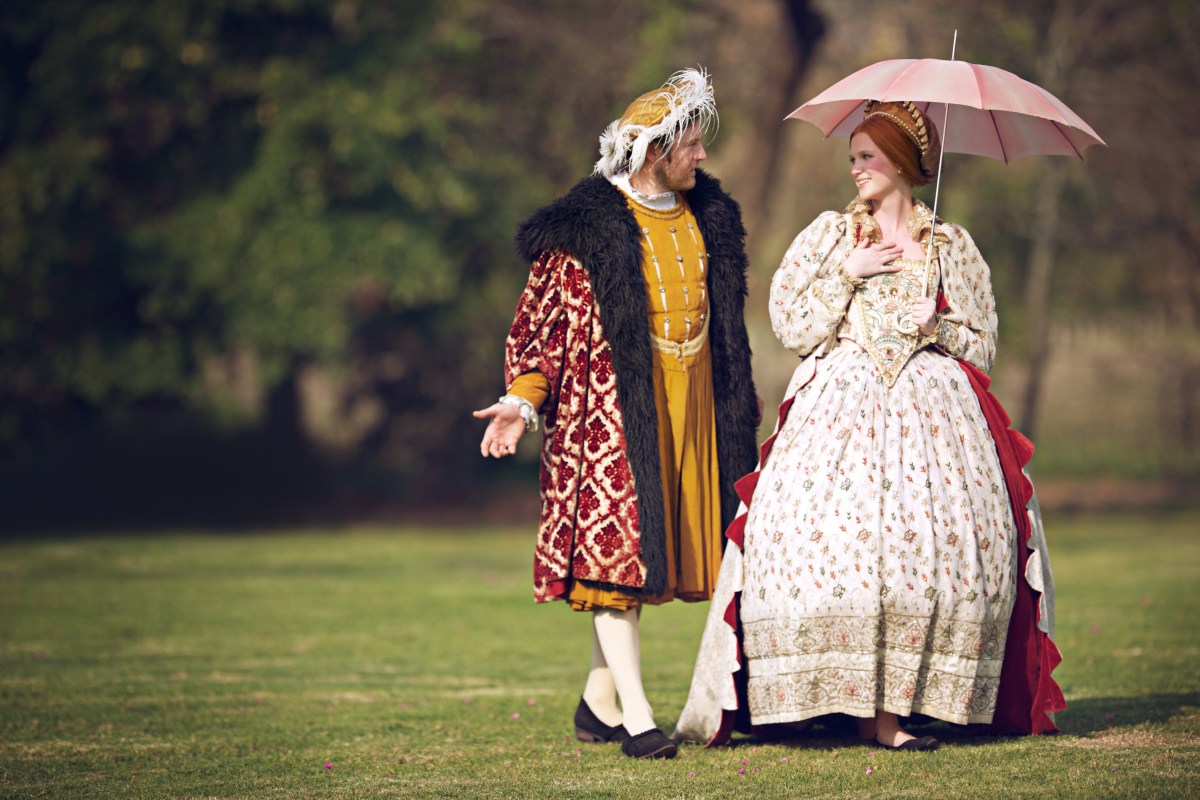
[593,67,719,177]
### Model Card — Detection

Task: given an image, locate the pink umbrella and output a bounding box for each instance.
[787,57,1105,162]
[788,36,1104,297]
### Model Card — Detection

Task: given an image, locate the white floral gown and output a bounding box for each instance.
[676,200,1036,737]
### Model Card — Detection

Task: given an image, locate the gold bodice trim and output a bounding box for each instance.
[627,197,709,344]
[842,255,939,386]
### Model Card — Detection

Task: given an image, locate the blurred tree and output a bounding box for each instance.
[910,0,1199,446]
[1,0,1190,528]
[0,0,780,521]
[0,0,548,517]
[1,1,495,427]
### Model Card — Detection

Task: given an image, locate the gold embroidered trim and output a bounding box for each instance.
[837,266,866,292]
[842,197,949,248]
[623,194,687,220]
[936,318,963,356]
[852,255,939,387]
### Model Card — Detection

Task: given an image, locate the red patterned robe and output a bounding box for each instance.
[506,172,759,602]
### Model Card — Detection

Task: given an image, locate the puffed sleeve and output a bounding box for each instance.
[934,224,998,373]
[503,249,573,411]
[769,210,856,356]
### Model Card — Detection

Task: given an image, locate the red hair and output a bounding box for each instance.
[852,114,935,187]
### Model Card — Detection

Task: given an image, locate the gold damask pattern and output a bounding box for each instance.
[505,250,647,600]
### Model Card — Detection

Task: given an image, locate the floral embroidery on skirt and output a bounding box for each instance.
[739,345,1017,725]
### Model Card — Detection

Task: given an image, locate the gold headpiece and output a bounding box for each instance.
[862,100,939,181]
[594,68,718,178]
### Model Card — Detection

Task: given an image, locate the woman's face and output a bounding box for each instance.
[849,132,905,203]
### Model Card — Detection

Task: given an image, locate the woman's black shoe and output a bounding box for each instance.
[877,734,940,751]
[574,697,630,744]
[620,728,678,759]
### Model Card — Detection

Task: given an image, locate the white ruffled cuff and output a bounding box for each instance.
[498,394,538,433]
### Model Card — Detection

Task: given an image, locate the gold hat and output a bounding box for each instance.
[594,68,717,178]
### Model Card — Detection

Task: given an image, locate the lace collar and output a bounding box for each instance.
[843,197,948,247]
[609,172,679,211]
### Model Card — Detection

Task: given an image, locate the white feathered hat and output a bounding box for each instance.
[593,68,717,178]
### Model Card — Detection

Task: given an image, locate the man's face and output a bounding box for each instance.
[651,123,706,192]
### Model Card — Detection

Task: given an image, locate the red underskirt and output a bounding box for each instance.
[708,356,1065,745]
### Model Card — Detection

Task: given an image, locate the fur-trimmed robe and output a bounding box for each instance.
[507,171,759,602]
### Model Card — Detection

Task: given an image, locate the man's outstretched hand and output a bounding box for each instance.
[473,403,527,458]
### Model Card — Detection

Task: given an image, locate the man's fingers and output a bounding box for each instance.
[478,403,526,458]
[483,433,518,458]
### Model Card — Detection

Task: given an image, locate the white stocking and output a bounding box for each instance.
[592,607,655,736]
[581,624,622,727]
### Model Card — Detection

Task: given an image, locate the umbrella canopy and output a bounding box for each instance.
[787,58,1105,163]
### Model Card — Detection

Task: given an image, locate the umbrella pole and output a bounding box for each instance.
[923,30,957,297]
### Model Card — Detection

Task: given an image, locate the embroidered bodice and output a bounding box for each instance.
[838,255,939,385]
[769,201,999,377]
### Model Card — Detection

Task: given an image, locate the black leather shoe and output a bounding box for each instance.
[574,697,630,744]
[877,734,940,751]
[620,728,678,759]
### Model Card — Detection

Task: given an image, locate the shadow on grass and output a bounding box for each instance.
[1054,692,1200,735]
[701,692,1200,750]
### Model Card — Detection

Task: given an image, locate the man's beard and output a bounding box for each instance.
[653,153,696,193]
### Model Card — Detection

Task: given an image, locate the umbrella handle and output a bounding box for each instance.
[921,29,957,298]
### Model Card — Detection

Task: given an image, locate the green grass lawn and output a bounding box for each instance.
[2,509,1198,799]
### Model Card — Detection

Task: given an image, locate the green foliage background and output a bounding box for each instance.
[2,0,524,428]
[1,0,1196,529]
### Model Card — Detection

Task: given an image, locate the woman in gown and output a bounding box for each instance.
[673,100,1064,751]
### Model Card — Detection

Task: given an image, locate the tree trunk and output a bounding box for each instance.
[1018,164,1065,440]
[755,0,824,228]
[723,0,824,238]
[265,360,305,446]
[1019,0,1075,441]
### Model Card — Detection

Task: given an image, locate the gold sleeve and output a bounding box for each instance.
[507,371,551,412]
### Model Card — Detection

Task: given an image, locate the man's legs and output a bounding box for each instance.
[591,607,656,736]
[581,623,622,728]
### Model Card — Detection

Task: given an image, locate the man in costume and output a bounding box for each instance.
[473,68,759,759]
